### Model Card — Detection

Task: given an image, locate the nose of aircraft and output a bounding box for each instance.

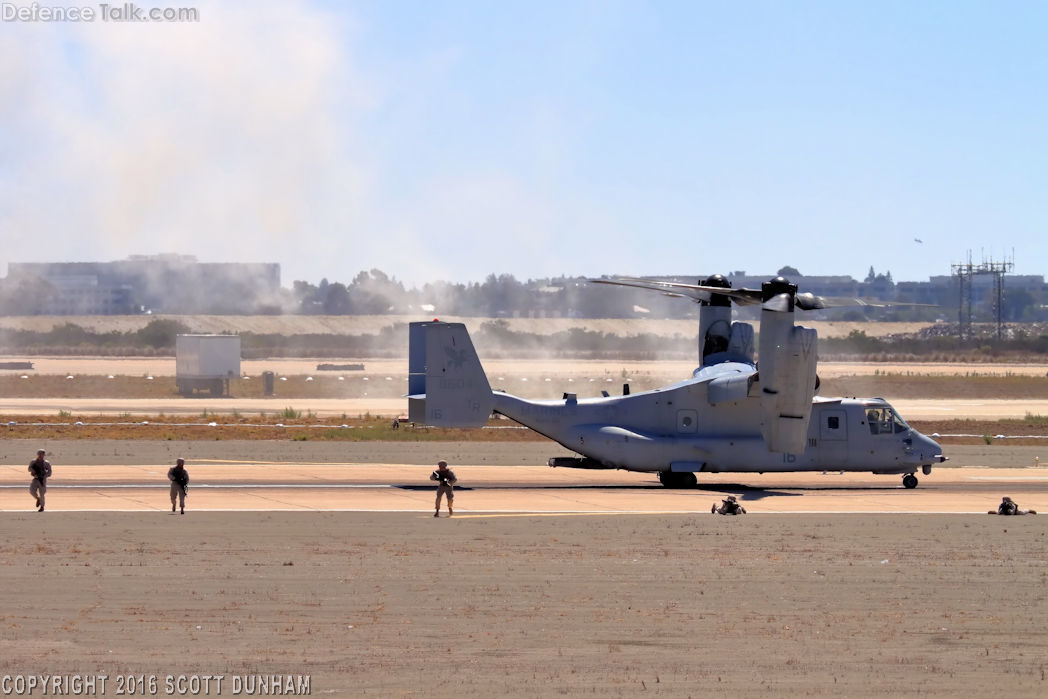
[913,431,948,473]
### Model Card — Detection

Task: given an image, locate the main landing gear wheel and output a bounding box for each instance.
[658,471,697,488]
[902,474,919,489]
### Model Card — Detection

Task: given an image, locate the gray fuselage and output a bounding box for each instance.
[491,362,942,476]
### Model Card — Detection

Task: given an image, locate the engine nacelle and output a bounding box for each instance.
[757,283,818,454]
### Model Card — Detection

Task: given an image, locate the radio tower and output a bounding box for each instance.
[951,250,1014,341]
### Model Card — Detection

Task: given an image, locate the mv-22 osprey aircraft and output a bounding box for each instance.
[408,275,947,489]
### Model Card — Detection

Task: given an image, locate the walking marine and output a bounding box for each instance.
[430,460,457,517]
[168,458,190,514]
[29,449,52,512]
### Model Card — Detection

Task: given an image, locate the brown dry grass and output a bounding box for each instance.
[2,413,1046,447]
[0,414,542,443]
[2,371,1047,402]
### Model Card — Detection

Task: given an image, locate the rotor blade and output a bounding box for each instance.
[591,277,764,306]
[799,296,939,310]
[589,278,708,303]
[684,284,762,306]
[593,277,935,311]
[618,278,763,305]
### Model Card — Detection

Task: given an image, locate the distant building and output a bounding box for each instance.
[5,255,281,315]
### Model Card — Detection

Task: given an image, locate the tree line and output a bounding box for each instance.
[2,317,1047,360]
[2,265,1045,321]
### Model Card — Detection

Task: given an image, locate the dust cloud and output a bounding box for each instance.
[0,2,367,282]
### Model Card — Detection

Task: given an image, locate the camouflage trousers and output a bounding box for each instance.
[29,479,46,509]
[170,482,186,510]
[435,484,454,510]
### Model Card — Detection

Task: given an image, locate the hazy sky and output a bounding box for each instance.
[2,1,1044,288]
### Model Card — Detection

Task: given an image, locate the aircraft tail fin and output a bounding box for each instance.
[408,321,494,427]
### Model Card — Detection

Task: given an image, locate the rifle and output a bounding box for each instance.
[30,463,47,484]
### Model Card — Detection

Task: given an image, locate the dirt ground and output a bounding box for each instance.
[1,510,1045,697]
[1,439,1047,696]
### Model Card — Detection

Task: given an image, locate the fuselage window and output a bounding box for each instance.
[827,416,839,430]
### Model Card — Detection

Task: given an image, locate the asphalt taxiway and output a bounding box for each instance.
[2,463,1044,514]
[3,396,1048,419]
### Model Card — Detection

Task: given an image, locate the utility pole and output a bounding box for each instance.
[950,251,1014,341]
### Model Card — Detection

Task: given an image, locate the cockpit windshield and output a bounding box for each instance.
[891,407,910,430]
[865,406,909,435]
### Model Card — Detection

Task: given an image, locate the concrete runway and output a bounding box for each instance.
[0,396,408,416]
[3,396,1048,419]
[2,462,1045,514]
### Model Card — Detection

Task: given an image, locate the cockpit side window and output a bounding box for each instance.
[866,407,894,436]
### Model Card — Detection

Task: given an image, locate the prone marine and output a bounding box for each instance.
[711,495,746,515]
[988,496,1037,516]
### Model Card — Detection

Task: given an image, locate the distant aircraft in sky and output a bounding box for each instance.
[914,238,923,244]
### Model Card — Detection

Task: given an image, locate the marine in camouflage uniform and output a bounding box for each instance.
[711,494,746,515]
[28,449,52,512]
[989,496,1037,516]
[168,458,190,514]
[430,460,457,517]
